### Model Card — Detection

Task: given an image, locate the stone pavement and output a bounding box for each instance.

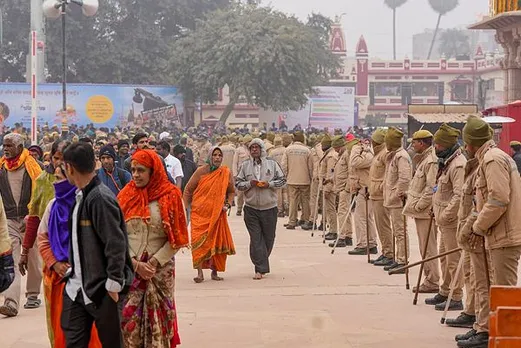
[1,212,501,348]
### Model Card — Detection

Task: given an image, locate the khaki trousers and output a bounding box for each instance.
[414,218,440,289]
[354,192,377,248]
[310,178,320,222]
[324,190,338,232]
[463,251,475,317]
[469,251,490,333]
[373,200,393,259]
[490,245,521,286]
[389,208,408,264]
[288,184,311,225]
[237,191,245,213]
[337,190,353,239]
[438,225,464,301]
[3,219,42,309]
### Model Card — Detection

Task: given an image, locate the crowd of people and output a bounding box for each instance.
[0,117,520,348]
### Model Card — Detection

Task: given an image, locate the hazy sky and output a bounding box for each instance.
[265,0,490,59]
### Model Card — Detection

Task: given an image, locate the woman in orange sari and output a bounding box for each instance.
[118,150,188,348]
[184,146,236,283]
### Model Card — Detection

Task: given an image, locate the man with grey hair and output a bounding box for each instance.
[236,138,286,280]
[0,133,43,317]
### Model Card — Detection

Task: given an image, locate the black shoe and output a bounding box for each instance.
[236,211,242,216]
[324,232,337,240]
[387,263,406,274]
[455,329,476,342]
[371,255,385,264]
[374,256,394,266]
[347,247,378,255]
[277,212,285,218]
[328,239,347,248]
[457,332,488,348]
[383,261,399,271]
[317,224,324,231]
[435,299,464,311]
[345,237,353,246]
[286,225,296,230]
[445,313,476,329]
[425,294,448,306]
[298,220,306,226]
[301,222,313,230]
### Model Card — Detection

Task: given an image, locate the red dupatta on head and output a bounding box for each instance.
[117,149,188,250]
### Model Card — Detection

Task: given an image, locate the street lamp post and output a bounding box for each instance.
[42,0,98,136]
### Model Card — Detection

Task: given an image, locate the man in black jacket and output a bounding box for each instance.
[62,142,132,348]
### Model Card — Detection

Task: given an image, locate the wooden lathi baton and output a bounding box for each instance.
[388,247,462,275]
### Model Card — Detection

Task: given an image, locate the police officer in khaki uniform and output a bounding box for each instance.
[270,136,287,217]
[329,135,354,248]
[348,137,378,255]
[320,134,339,240]
[370,129,394,266]
[402,130,440,293]
[220,136,236,170]
[196,134,212,167]
[455,116,521,348]
[310,135,324,228]
[233,134,252,216]
[383,127,412,272]
[446,156,481,334]
[265,132,275,156]
[425,124,466,311]
[282,131,313,229]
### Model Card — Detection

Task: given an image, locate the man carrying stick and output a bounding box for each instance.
[382,127,412,272]
[454,116,521,348]
[426,124,466,311]
[403,130,440,294]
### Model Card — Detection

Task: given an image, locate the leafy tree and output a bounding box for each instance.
[1,0,231,83]
[427,0,459,59]
[384,0,408,60]
[438,28,470,59]
[171,5,340,123]
[0,1,30,81]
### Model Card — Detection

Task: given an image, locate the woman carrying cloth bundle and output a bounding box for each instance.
[183,146,236,283]
[118,150,189,348]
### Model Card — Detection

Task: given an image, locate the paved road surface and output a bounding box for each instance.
[0,211,499,348]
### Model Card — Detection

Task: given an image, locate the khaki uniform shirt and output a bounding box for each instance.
[473,140,521,249]
[232,145,250,177]
[368,143,387,201]
[383,147,412,209]
[334,147,350,194]
[349,143,374,192]
[433,149,466,227]
[403,146,438,219]
[320,148,338,193]
[196,141,212,167]
[311,144,324,180]
[220,143,236,171]
[282,142,312,185]
[269,145,286,168]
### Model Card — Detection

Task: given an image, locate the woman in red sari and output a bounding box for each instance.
[183,146,236,283]
[118,150,189,348]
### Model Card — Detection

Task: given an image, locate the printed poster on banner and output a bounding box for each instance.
[308,86,355,131]
[0,83,183,129]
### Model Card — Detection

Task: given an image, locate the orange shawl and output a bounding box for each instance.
[117,150,188,250]
[0,148,42,185]
[190,166,235,271]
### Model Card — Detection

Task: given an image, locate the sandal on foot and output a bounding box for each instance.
[0,299,18,317]
[253,273,263,280]
[24,297,41,309]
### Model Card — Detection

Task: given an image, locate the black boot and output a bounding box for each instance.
[345,237,353,246]
[298,220,306,226]
[435,299,464,311]
[328,239,347,248]
[301,222,313,230]
[457,332,488,348]
[445,312,476,329]
[425,293,447,306]
[387,263,406,274]
[324,232,337,241]
[277,212,285,218]
[370,255,385,264]
[348,247,378,255]
[236,211,242,216]
[455,329,476,342]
